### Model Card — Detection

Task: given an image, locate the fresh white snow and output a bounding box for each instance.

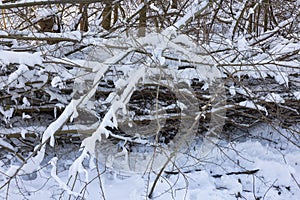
[1,124,299,200]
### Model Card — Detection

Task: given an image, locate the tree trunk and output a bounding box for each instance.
[79,3,89,32]
[102,2,112,30]
[256,3,261,36]
[138,0,147,37]
[113,3,119,25]
[263,0,269,32]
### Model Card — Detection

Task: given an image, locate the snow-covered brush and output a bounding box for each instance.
[69,30,225,173]
[2,1,300,199]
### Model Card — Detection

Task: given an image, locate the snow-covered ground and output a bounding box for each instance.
[1,123,299,200]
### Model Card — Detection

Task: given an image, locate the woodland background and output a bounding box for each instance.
[0,0,300,199]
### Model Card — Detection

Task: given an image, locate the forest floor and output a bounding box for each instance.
[1,123,299,200]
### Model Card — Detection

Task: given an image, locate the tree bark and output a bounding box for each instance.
[102,1,112,30]
[113,3,119,25]
[79,3,89,32]
[138,0,147,37]
[263,0,269,32]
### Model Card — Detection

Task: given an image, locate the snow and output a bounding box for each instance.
[293,91,300,100]
[239,100,268,115]
[22,112,31,120]
[152,47,166,65]
[173,1,208,30]
[0,30,8,36]
[0,138,14,150]
[273,71,289,87]
[1,124,300,199]
[0,51,42,66]
[171,34,196,48]
[150,4,160,12]
[229,85,236,96]
[51,76,64,89]
[7,64,29,85]
[50,157,82,197]
[263,93,285,104]
[20,129,27,139]
[237,36,249,51]
[45,88,69,104]
[1,1,300,199]
[34,8,55,19]
[22,96,31,107]
[0,106,14,124]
